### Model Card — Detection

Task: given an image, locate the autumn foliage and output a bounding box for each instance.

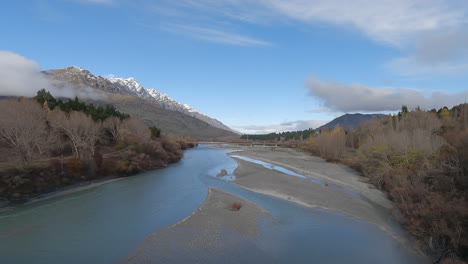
[0,93,194,203]
[302,105,468,262]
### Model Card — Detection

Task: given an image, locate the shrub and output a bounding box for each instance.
[231,202,242,211]
[160,138,183,163]
[66,156,82,176]
[315,126,346,160]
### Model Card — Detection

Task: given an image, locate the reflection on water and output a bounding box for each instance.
[0,146,426,264]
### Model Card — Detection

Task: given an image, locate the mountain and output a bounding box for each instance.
[43,67,238,138]
[316,113,387,131]
[107,77,233,132]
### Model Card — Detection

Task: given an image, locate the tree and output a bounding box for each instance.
[0,99,50,162]
[119,118,151,144]
[102,116,122,143]
[150,126,161,139]
[315,126,346,159]
[49,110,102,159]
[438,106,450,119]
[34,89,57,109]
[402,105,408,114]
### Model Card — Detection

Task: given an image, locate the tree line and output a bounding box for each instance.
[34,89,130,121]
[240,128,315,141]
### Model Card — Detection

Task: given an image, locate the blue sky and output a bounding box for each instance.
[1,0,468,133]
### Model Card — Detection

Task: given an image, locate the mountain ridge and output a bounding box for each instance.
[44,66,234,132]
[43,66,238,138]
[316,113,387,131]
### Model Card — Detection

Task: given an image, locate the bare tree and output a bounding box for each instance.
[315,126,346,159]
[102,116,122,143]
[49,110,102,159]
[119,118,150,144]
[0,98,50,162]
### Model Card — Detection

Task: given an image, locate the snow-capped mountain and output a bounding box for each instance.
[107,77,232,131]
[107,77,192,112]
[44,67,234,133]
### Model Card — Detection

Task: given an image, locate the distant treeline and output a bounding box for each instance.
[34,89,130,121]
[240,105,460,142]
[240,129,315,141]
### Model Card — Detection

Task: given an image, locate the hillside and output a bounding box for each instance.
[91,93,238,138]
[43,67,237,138]
[316,113,387,131]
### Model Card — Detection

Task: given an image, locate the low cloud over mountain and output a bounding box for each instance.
[0,51,104,99]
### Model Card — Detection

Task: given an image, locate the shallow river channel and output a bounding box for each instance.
[0,146,426,263]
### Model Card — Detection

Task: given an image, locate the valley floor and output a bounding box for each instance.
[126,145,426,262]
[227,146,417,246]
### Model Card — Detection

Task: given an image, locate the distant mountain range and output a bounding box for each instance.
[316,113,387,131]
[43,66,237,138]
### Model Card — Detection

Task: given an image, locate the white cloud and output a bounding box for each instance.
[261,0,466,46]
[0,51,104,99]
[161,23,271,46]
[305,76,468,112]
[232,119,328,134]
[386,28,468,76]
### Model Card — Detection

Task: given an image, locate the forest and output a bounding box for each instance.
[0,90,193,204]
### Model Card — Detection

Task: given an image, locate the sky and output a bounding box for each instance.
[1,0,468,134]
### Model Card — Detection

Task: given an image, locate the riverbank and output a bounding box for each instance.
[0,177,123,213]
[230,146,392,206]
[0,142,197,210]
[126,187,270,263]
[221,146,424,251]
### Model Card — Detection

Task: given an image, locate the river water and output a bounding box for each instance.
[0,146,426,263]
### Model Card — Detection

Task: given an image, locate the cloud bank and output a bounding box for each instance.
[305,76,468,112]
[0,51,104,99]
[232,119,328,134]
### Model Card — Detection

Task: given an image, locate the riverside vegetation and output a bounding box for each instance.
[308,106,468,263]
[243,105,468,263]
[0,90,195,205]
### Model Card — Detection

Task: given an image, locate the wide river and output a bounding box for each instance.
[0,146,425,263]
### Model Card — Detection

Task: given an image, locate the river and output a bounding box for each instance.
[0,146,426,263]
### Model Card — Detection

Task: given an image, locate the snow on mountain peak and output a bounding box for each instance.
[65,66,89,73]
[103,74,230,131]
[107,76,193,111]
[108,77,146,94]
[69,66,85,70]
